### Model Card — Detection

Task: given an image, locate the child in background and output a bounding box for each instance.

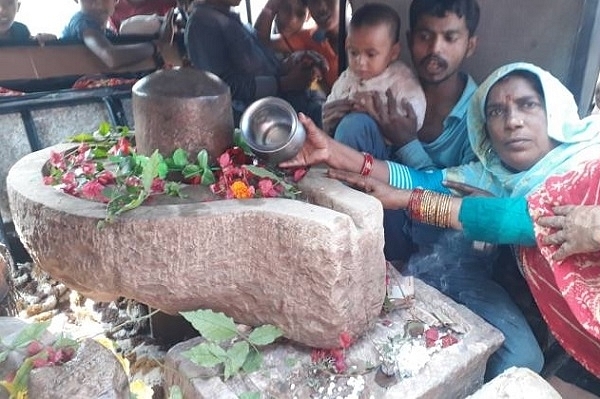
[254,0,338,94]
[0,0,56,44]
[62,0,173,69]
[109,0,176,32]
[324,3,426,135]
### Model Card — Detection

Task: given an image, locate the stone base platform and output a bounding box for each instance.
[164,277,505,399]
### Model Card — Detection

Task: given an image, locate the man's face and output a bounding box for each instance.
[80,0,118,21]
[0,0,19,35]
[408,12,477,85]
[346,24,400,81]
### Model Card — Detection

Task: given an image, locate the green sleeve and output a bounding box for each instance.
[458,196,536,246]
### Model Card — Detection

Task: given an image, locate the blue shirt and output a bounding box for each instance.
[0,22,31,44]
[394,73,477,170]
[62,11,117,40]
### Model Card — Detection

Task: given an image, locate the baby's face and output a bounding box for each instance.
[346,24,400,80]
[0,0,19,35]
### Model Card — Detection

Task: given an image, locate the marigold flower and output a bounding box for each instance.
[230,180,254,199]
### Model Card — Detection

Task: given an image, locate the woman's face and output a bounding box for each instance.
[485,75,557,171]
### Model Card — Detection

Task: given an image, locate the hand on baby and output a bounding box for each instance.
[353,89,418,147]
[537,205,600,260]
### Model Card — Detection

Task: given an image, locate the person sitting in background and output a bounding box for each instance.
[324,3,426,137]
[109,0,176,32]
[185,0,325,126]
[281,62,600,379]
[0,0,56,44]
[62,0,173,69]
[254,0,334,95]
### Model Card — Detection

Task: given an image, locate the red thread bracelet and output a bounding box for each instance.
[360,152,374,176]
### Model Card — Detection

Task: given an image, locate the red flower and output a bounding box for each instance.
[441,334,459,348]
[311,348,328,363]
[151,178,166,193]
[339,332,353,349]
[108,137,132,156]
[43,176,56,185]
[330,348,347,373]
[125,176,141,187]
[218,152,232,169]
[292,167,307,182]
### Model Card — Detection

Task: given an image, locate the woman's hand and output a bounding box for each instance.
[537,205,600,260]
[322,99,356,135]
[279,113,332,168]
[353,89,418,147]
[327,168,409,209]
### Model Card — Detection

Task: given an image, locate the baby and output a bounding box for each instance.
[324,3,425,135]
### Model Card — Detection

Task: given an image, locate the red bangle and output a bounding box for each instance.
[408,188,424,220]
[360,152,374,176]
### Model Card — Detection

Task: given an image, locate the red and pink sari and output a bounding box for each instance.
[522,159,600,377]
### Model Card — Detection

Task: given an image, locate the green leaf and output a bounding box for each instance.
[248,325,283,346]
[157,161,169,179]
[241,349,262,374]
[182,164,201,178]
[172,149,190,168]
[180,310,238,342]
[164,182,183,197]
[12,357,33,393]
[197,149,209,169]
[68,133,95,143]
[238,392,260,399]
[201,168,216,185]
[10,321,50,349]
[0,350,8,363]
[182,342,227,367]
[97,121,112,136]
[91,147,109,159]
[168,385,184,399]
[53,336,79,349]
[141,151,161,191]
[223,341,249,380]
[233,129,253,155]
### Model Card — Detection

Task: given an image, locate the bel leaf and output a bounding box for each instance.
[245,165,295,192]
[197,149,209,169]
[11,357,33,393]
[248,325,284,346]
[180,310,237,342]
[172,149,189,168]
[10,321,50,349]
[201,168,216,185]
[68,133,95,143]
[241,349,262,374]
[182,164,201,178]
[239,392,260,399]
[141,151,161,191]
[182,342,227,367]
[226,341,249,376]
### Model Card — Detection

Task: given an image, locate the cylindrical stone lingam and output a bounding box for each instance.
[132,68,234,162]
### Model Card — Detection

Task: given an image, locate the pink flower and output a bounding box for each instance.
[43,176,56,185]
[218,152,232,168]
[78,142,90,154]
[151,178,166,193]
[49,150,66,169]
[81,180,108,202]
[81,162,97,175]
[257,178,279,198]
[125,176,141,187]
[293,168,307,182]
[61,172,76,186]
[97,170,115,185]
